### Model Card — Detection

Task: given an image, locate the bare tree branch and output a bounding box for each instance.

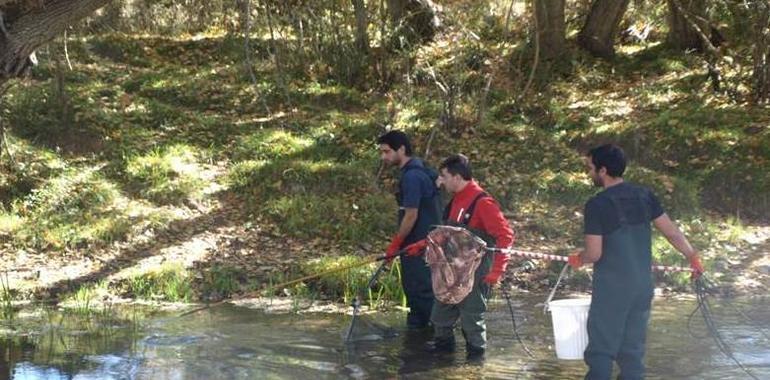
[63,29,72,70]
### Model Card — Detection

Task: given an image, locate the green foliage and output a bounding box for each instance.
[127,264,192,302]
[124,144,207,204]
[3,85,67,139]
[0,212,23,237]
[299,256,404,306]
[0,143,57,209]
[200,264,243,298]
[1,0,768,300]
[625,167,701,219]
[226,154,391,242]
[227,159,373,197]
[10,168,132,249]
[371,263,407,308]
[651,234,694,289]
[1,272,15,321]
[63,281,110,315]
[265,194,392,242]
[90,34,151,67]
[230,130,314,162]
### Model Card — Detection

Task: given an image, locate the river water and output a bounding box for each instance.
[1,294,768,379]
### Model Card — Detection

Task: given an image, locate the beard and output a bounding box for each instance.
[591,174,603,187]
[383,156,400,167]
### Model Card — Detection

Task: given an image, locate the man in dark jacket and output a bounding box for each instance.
[378,130,442,329]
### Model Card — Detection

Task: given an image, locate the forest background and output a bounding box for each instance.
[0,0,769,306]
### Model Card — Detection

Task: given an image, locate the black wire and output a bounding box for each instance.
[690,276,760,380]
[687,290,709,339]
[502,284,534,358]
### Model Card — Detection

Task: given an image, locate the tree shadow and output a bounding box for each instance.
[33,188,244,300]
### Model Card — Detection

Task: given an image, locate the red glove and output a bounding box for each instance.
[483,268,504,286]
[689,254,704,280]
[385,235,404,263]
[484,252,509,285]
[568,252,583,270]
[404,239,427,257]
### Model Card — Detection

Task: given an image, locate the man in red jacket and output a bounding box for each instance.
[423,153,515,359]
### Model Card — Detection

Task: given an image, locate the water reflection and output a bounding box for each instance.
[1,295,768,379]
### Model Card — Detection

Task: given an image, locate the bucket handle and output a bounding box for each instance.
[543,263,570,313]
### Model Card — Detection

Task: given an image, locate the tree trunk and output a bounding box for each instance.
[535,0,565,61]
[387,0,440,43]
[352,0,369,53]
[578,0,630,58]
[97,0,122,31]
[751,2,770,103]
[1,0,112,88]
[667,0,707,51]
[353,0,369,54]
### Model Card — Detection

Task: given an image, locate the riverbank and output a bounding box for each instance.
[2,24,770,307]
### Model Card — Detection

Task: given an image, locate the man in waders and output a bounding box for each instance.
[424,154,515,359]
[378,130,442,330]
[569,144,705,380]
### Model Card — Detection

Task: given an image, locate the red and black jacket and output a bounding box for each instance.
[443,180,514,276]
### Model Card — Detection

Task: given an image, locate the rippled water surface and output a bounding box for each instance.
[1,294,768,379]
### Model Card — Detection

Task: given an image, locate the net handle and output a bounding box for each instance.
[543,262,570,313]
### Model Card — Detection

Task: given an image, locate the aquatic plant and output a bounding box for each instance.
[299,255,405,307]
[127,263,192,302]
[1,271,14,321]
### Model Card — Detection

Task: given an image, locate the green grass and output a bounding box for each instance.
[126,263,193,302]
[200,264,243,299]
[62,281,110,314]
[0,212,23,236]
[10,167,134,249]
[263,194,393,242]
[1,272,14,321]
[124,143,208,205]
[299,256,405,306]
[651,215,750,288]
[1,14,768,299]
[230,130,314,162]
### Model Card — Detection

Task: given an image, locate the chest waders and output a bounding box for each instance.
[584,191,654,380]
[396,165,442,329]
[430,192,495,355]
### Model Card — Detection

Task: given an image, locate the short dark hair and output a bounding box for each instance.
[440,154,472,180]
[588,144,626,177]
[377,130,412,156]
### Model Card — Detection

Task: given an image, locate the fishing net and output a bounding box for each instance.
[424,225,488,305]
[344,304,399,343]
[344,262,399,343]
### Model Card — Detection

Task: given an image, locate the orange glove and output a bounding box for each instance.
[404,239,427,257]
[689,254,704,280]
[568,252,583,270]
[385,235,404,263]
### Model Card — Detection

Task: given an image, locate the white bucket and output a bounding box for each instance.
[548,297,591,360]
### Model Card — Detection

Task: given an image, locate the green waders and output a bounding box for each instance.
[430,215,495,354]
[584,194,653,380]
